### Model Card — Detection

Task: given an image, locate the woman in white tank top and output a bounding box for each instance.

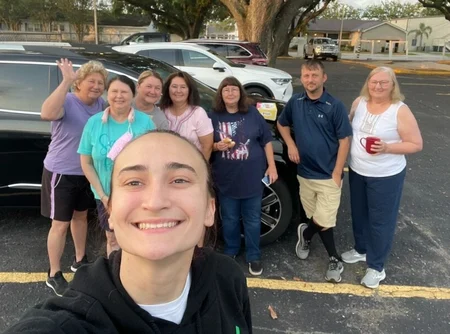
[342,67,423,289]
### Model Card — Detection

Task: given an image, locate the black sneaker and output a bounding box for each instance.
[70,255,89,272]
[46,271,68,297]
[248,261,263,276]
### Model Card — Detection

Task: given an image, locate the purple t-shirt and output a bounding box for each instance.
[43,93,104,175]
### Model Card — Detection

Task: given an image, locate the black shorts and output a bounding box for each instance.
[96,199,112,232]
[41,168,93,222]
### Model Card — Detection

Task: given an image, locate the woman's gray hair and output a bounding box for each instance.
[359,66,404,103]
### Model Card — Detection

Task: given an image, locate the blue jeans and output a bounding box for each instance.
[349,168,406,272]
[218,193,262,263]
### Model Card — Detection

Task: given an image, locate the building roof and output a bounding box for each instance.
[307,19,380,32]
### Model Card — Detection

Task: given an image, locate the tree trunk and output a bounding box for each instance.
[278,38,292,57]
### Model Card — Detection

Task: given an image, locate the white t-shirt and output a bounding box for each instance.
[138,272,191,325]
[349,98,406,177]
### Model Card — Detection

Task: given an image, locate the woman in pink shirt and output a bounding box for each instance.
[160,72,213,160]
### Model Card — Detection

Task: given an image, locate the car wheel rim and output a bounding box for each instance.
[260,185,282,238]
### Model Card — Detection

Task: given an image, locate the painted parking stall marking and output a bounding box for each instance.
[2,272,450,301]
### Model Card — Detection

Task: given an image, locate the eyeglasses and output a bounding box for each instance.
[368,80,391,87]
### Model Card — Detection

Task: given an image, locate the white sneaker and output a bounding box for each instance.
[361,268,386,289]
[341,249,366,264]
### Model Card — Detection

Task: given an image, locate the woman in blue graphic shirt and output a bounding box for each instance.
[209,76,278,276]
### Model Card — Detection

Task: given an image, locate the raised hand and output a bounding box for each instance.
[56,58,78,85]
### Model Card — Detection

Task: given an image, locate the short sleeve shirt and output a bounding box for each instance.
[164,106,213,150]
[78,110,155,199]
[134,105,169,130]
[277,90,352,179]
[209,106,273,199]
[43,93,104,175]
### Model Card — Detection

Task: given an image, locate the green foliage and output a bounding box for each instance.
[408,22,433,47]
[0,0,28,30]
[362,1,425,20]
[320,2,362,19]
[112,0,230,38]
[418,0,450,20]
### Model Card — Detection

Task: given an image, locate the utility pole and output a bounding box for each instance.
[338,8,345,51]
[93,0,98,44]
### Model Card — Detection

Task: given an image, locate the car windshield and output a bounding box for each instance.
[316,39,333,44]
[206,49,245,68]
[84,52,216,112]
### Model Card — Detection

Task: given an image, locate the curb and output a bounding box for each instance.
[340,59,450,76]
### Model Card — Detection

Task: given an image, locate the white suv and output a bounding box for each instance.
[113,42,293,102]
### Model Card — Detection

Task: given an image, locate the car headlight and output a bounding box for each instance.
[315,46,322,51]
[271,78,291,85]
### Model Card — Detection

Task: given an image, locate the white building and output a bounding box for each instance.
[389,16,450,52]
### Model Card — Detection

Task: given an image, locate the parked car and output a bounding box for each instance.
[112,42,293,102]
[0,44,300,245]
[120,32,171,45]
[304,37,340,61]
[184,39,268,66]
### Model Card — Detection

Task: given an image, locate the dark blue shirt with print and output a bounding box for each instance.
[209,106,273,199]
[277,90,352,179]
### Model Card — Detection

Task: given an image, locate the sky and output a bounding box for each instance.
[341,0,418,8]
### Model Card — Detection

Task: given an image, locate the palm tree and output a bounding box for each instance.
[408,23,433,51]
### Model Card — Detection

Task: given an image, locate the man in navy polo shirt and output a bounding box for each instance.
[277,59,352,283]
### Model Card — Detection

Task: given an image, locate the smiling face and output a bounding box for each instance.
[107,80,134,113]
[77,72,105,102]
[109,132,215,261]
[168,77,189,105]
[221,85,240,109]
[367,71,393,102]
[137,75,163,105]
[300,66,327,95]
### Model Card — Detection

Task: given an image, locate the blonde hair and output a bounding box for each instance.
[359,66,404,103]
[137,70,163,86]
[73,60,108,92]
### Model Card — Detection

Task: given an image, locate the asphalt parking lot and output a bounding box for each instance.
[1,59,450,333]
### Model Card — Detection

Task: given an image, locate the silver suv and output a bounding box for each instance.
[304,37,340,61]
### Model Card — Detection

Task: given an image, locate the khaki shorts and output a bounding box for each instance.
[297,176,342,228]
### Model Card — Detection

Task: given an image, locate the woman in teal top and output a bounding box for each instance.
[78,75,155,256]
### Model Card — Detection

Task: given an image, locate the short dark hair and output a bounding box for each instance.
[301,59,325,74]
[213,76,249,113]
[107,75,136,96]
[159,72,199,109]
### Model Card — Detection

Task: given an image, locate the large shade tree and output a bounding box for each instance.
[113,0,229,39]
[219,0,334,66]
[418,0,450,20]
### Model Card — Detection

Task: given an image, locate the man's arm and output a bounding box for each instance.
[277,123,300,164]
[332,137,350,186]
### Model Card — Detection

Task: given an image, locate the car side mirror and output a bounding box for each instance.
[212,62,226,72]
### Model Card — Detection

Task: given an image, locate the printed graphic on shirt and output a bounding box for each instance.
[218,120,250,161]
[360,111,381,134]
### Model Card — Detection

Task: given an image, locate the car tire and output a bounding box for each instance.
[260,177,293,246]
[303,49,308,59]
[332,56,338,62]
[245,87,270,99]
